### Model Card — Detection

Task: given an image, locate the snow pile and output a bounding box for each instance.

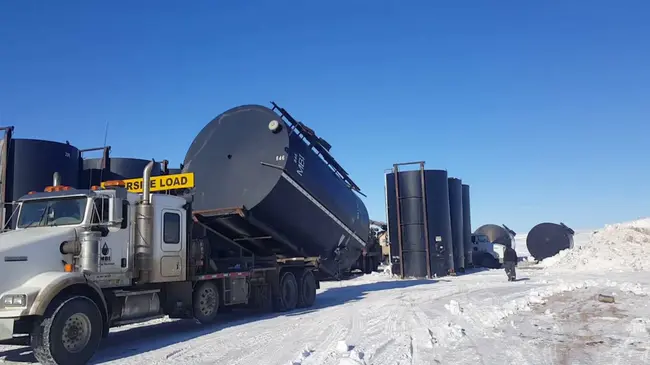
[540,218,650,272]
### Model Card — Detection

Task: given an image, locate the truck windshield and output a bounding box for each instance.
[17,197,88,228]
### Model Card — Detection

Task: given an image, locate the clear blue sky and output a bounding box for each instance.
[1,1,648,233]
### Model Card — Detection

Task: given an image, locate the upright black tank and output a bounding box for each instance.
[81,157,162,187]
[182,104,369,277]
[461,184,473,267]
[7,139,80,201]
[448,177,465,273]
[526,222,575,260]
[5,139,80,228]
[474,224,516,248]
[424,170,453,277]
[385,170,429,278]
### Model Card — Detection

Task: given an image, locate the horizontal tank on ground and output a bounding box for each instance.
[526,222,575,260]
[182,103,369,278]
[81,157,163,188]
[474,224,516,248]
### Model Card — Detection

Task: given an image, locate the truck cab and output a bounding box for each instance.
[471,233,505,268]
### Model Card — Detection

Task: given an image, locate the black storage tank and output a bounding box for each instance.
[385,170,429,278]
[526,222,575,260]
[448,177,465,273]
[81,157,162,187]
[474,224,516,248]
[182,104,369,277]
[7,139,80,201]
[424,170,453,277]
[5,139,81,228]
[461,184,473,267]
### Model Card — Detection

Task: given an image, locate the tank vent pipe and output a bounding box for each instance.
[53,172,61,187]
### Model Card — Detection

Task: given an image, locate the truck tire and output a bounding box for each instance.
[193,281,220,324]
[274,271,298,312]
[297,270,317,308]
[31,295,103,365]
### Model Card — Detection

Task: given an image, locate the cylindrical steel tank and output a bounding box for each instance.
[474,224,516,248]
[448,177,465,273]
[7,139,81,201]
[526,222,575,260]
[80,157,162,188]
[385,170,428,278]
[424,170,453,277]
[461,184,473,267]
[182,104,369,277]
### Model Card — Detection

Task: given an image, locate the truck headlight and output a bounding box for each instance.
[1,294,27,307]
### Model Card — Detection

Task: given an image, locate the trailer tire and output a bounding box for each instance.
[297,270,317,308]
[193,281,220,324]
[31,295,103,365]
[274,271,298,312]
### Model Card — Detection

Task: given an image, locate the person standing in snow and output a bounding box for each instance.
[503,246,518,281]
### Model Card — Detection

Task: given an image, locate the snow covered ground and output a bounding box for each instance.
[2,219,650,365]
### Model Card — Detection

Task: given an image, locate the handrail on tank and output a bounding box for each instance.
[79,146,112,169]
[270,101,362,194]
[392,161,432,279]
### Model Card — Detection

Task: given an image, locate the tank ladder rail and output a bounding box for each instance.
[0,126,13,229]
[270,102,364,196]
[392,161,433,279]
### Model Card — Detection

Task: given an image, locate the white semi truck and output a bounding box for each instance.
[0,162,319,365]
[471,233,506,268]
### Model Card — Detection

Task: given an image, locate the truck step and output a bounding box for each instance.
[113,314,165,327]
[113,288,161,297]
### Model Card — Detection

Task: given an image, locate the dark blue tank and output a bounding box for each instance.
[81,157,162,188]
[182,104,369,276]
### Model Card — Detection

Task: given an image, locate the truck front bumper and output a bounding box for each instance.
[0,318,15,341]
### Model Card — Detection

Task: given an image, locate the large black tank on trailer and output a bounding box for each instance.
[81,157,162,188]
[448,177,465,273]
[474,224,516,248]
[182,103,369,278]
[4,138,81,227]
[424,170,453,277]
[461,184,473,267]
[526,222,575,260]
[385,169,430,278]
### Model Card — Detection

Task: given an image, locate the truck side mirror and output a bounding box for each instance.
[109,197,123,226]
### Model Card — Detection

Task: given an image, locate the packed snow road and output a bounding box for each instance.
[0,266,648,365]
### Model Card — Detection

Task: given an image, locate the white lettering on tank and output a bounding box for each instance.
[294,152,305,176]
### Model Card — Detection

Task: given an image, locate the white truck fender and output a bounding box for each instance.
[24,272,107,317]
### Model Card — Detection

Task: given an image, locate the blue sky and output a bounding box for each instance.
[1,1,648,233]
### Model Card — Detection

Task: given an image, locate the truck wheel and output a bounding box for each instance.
[31,296,103,365]
[297,270,317,308]
[274,271,298,312]
[193,281,220,324]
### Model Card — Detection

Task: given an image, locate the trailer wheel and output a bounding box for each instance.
[297,270,317,308]
[274,271,298,312]
[193,281,220,324]
[31,295,103,365]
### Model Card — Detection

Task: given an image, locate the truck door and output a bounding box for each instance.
[157,208,185,281]
[92,196,128,273]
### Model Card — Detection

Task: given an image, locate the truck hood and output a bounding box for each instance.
[0,227,77,291]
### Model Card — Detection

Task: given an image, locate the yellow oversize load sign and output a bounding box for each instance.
[102,172,195,193]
